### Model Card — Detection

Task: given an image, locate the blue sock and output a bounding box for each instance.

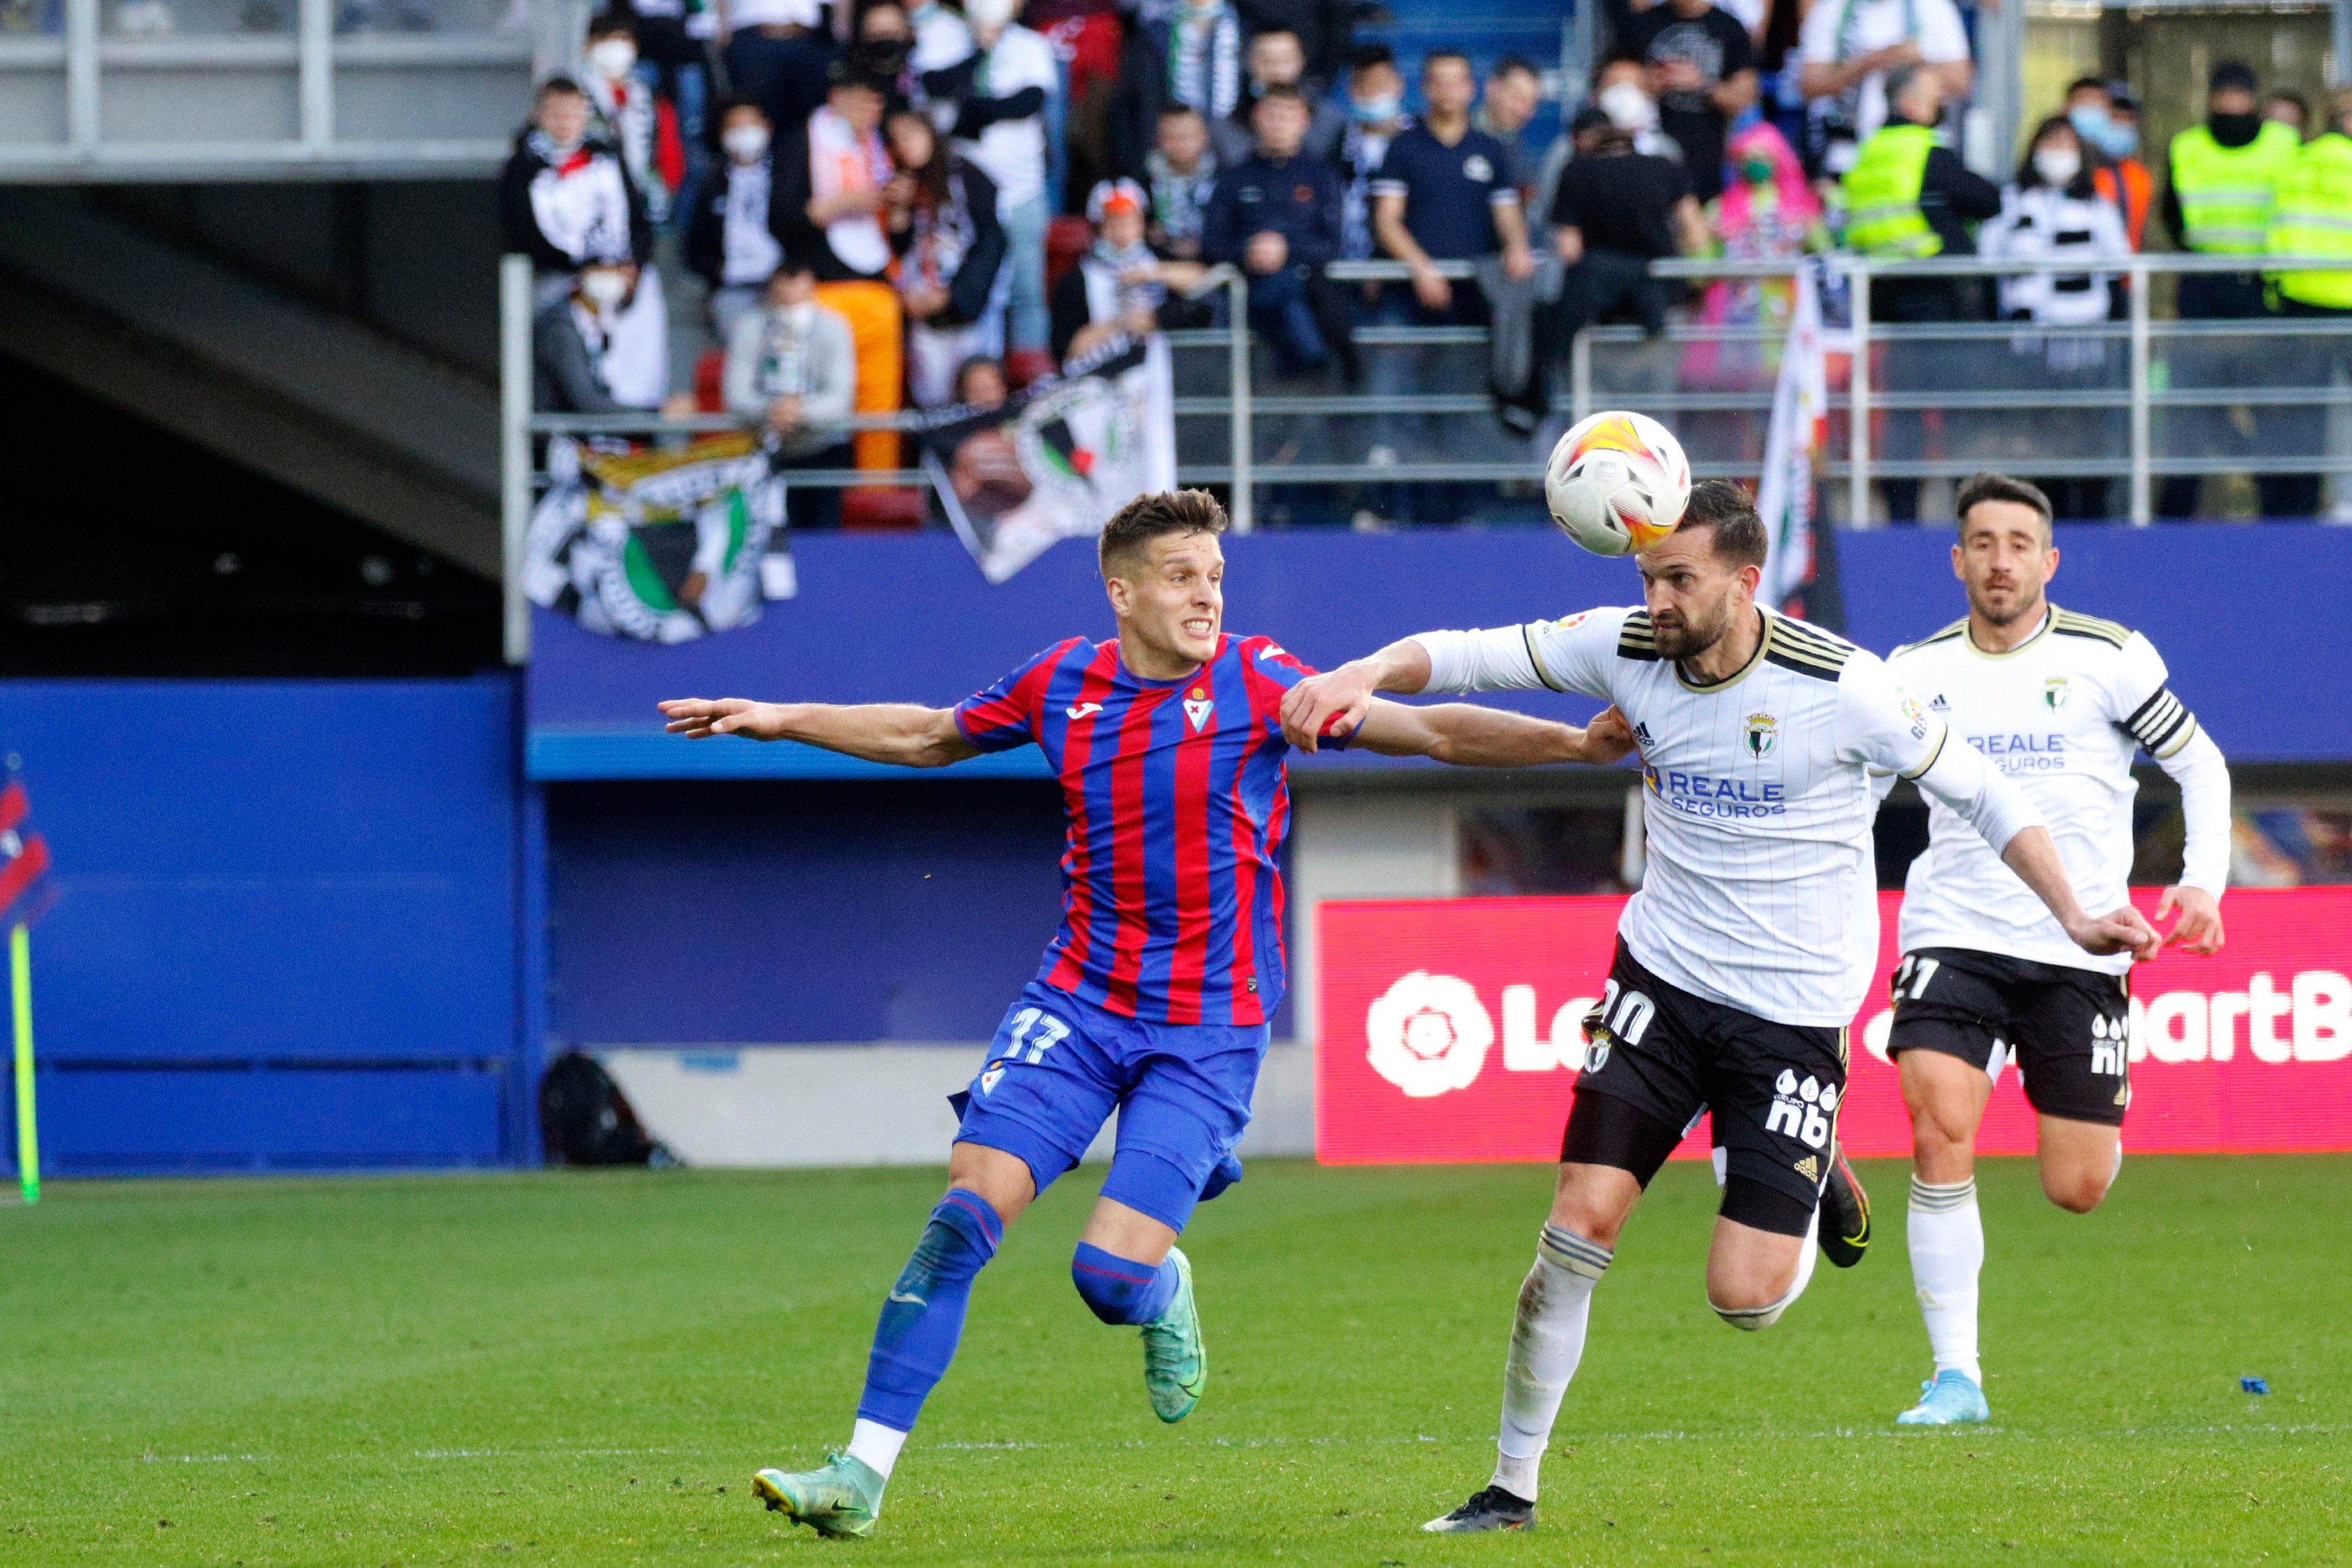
[855,1188,1003,1431]
[1070,1241,1180,1326]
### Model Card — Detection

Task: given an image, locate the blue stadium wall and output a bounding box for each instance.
[5,526,2347,1172]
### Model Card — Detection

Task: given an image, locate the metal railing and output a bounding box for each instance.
[501,248,2352,659]
[0,0,580,180]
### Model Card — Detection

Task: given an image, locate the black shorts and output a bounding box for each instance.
[1572,940,1849,1212]
[1887,947,2132,1127]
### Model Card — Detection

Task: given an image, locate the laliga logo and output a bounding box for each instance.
[1364,973,1598,1097]
[1365,972,1492,1098]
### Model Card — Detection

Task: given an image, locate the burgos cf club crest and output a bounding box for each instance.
[2045,676,2072,710]
[1745,712,1779,758]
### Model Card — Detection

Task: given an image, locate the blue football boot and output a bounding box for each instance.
[1896,1368,1991,1425]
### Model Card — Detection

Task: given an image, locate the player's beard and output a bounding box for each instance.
[1972,578,2044,629]
[1650,596,1733,661]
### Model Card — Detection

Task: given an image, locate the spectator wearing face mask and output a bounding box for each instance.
[580,13,680,224]
[1112,0,1245,185]
[1201,84,1355,378]
[1979,114,2132,520]
[1591,58,1684,163]
[1685,119,1827,398]
[724,0,841,138]
[536,260,669,412]
[1210,27,1346,170]
[1337,42,1411,261]
[927,0,1060,386]
[687,99,785,342]
[2159,60,2302,516]
[724,261,860,530]
[884,106,1010,408]
[1050,179,1212,364]
[2065,77,2150,250]
[1616,0,1757,202]
[772,62,904,476]
[1145,104,1219,260]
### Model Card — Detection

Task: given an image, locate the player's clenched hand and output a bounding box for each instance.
[1281,665,1381,753]
[2067,904,2162,963]
[658,697,791,740]
[1581,704,1638,765]
[2156,884,2225,955]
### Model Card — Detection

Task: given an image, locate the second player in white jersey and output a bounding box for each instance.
[1890,607,2229,974]
[1417,601,2022,1028]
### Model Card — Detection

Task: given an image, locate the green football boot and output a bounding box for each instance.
[1138,1245,1206,1423]
[753,1450,886,1539]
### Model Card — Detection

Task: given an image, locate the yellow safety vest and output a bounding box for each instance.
[2269,131,2352,309]
[1842,123,1941,258]
[2169,121,2299,254]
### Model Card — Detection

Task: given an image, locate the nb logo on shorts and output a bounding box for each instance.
[1766,1068,1837,1151]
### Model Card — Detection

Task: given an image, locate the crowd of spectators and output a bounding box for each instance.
[505,0,2352,527]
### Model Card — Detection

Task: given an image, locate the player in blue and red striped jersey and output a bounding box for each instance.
[660,489,1633,1539]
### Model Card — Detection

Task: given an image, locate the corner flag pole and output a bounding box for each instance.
[10,923,33,1206]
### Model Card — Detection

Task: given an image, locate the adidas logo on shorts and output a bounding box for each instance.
[1794,1154,1820,1182]
[1765,1069,1837,1152]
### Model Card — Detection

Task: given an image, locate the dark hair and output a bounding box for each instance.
[1158,101,1206,120]
[953,354,1005,401]
[1490,54,1539,82]
[2266,88,2311,120]
[1350,42,1395,74]
[1099,489,1227,572]
[2065,75,2111,101]
[1674,480,1768,569]
[2018,114,2101,192]
[718,94,767,121]
[536,74,588,100]
[1955,471,2054,537]
[586,10,634,37]
[886,104,952,202]
[1423,48,1472,76]
[1253,82,1307,109]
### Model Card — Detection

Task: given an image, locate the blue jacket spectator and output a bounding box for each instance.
[1200,86,1357,378]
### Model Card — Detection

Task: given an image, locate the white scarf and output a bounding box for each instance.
[526,131,635,265]
[1166,1,1240,123]
[721,157,783,285]
[1081,237,1163,325]
[808,105,894,276]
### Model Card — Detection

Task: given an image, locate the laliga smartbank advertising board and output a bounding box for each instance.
[1314,888,2352,1163]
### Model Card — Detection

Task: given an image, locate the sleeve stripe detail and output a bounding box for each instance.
[1899,726,1948,781]
[1761,619,1853,680]
[1617,611,1660,662]
[1893,618,1968,658]
[2120,684,2199,757]
[1523,622,1569,692]
[2052,609,2131,647]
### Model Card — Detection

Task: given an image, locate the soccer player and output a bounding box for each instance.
[1279,481,2159,1533]
[1880,473,2229,1425]
[658,489,1634,1539]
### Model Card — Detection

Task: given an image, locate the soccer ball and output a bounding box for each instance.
[1543,410,1692,556]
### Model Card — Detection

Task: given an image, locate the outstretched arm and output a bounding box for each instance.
[1348,700,1638,769]
[658,698,980,768]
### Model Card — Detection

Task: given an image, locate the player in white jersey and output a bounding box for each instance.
[1880,473,2230,1427]
[1281,483,2159,1533]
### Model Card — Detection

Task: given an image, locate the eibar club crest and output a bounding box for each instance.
[1183,686,1215,732]
[2045,676,2072,710]
[1744,711,1779,758]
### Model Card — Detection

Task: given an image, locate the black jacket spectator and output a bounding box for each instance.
[500,128,653,271]
[769,120,894,283]
[1887,127,2004,321]
[534,294,628,413]
[892,157,1010,329]
[1209,90,1346,170]
[1200,149,1344,270]
[684,155,775,290]
[1234,0,1354,88]
[1548,141,1693,261]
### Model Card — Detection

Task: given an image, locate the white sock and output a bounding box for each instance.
[846,1417,907,1480]
[1907,1176,1984,1386]
[1491,1224,1612,1503]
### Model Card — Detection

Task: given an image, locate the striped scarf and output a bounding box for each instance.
[1164,0,1240,123]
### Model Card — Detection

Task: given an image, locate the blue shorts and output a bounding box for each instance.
[951,980,1269,1233]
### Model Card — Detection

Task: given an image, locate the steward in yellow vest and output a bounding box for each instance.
[2268,94,2352,311]
[1838,65,2001,323]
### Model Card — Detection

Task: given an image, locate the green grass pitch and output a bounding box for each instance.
[4,1155,2344,1565]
